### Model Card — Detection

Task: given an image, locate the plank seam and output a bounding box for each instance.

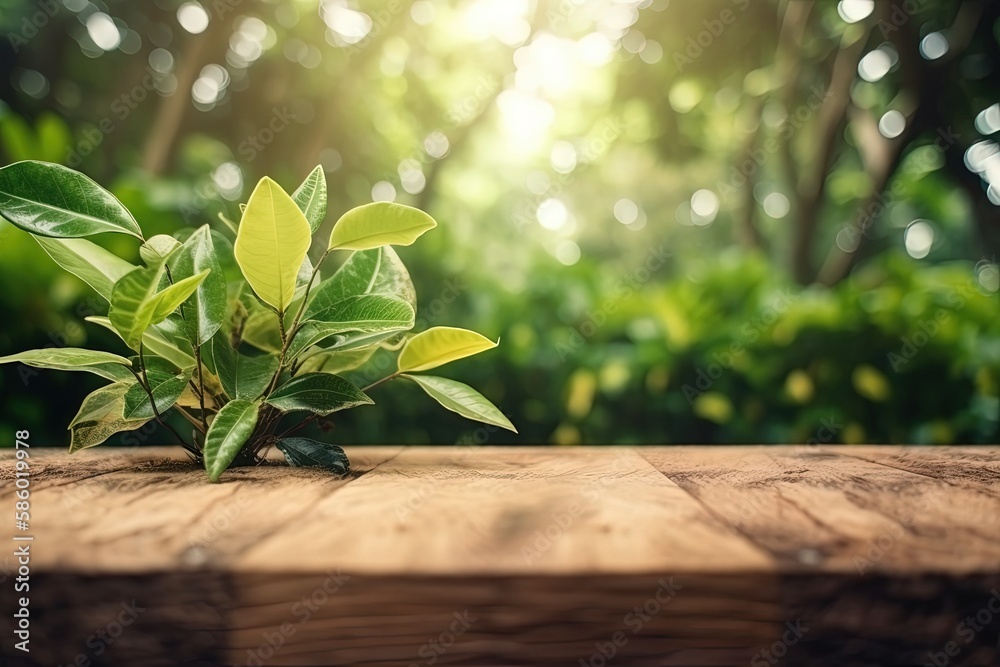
[634,450,781,568]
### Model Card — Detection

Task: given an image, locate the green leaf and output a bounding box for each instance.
[0,161,143,239]
[139,234,182,266]
[69,382,151,453]
[169,225,226,347]
[149,271,210,321]
[135,355,181,376]
[86,316,195,368]
[287,294,414,359]
[109,264,209,350]
[328,202,436,251]
[0,348,134,382]
[265,373,372,415]
[397,327,497,373]
[109,264,167,349]
[234,177,311,313]
[292,165,327,234]
[203,399,260,482]
[293,253,314,302]
[211,334,279,400]
[122,368,193,420]
[303,246,416,321]
[403,374,517,433]
[297,346,377,375]
[216,212,239,236]
[34,236,136,301]
[275,438,349,474]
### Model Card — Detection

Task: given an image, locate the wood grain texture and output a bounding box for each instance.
[844,446,1000,497]
[235,446,774,574]
[0,445,998,667]
[639,446,1000,574]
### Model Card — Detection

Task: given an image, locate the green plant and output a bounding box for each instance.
[0,161,515,480]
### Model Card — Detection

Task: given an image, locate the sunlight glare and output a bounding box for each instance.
[177,2,209,35]
[86,13,121,51]
[497,89,555,153]
[538,198,569,231]
[904,220,934,258]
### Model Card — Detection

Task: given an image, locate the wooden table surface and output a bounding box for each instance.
[1,445,998,666]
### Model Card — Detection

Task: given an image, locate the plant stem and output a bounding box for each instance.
[193,345,209,434]
[133,344,198,456]
[362,372,401,393]
[266,313,288,397]
[174,405,205,433]
[264,250,332,395]
[276,414,319,439]
[290,249,331,338]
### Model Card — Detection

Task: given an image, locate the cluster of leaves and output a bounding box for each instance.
[474,250,997,445]
[0,161,515,480]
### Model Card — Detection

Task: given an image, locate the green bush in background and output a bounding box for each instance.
[1,0,997,445]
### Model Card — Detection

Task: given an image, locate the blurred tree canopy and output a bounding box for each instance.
[0,0,997,446]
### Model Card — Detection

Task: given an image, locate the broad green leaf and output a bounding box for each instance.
[139,234,182,266]
[275,438,349,474]
[303,246,416,321]
[109,264,209,350]
[35,236,136,301]
[287,294,414,359]
[86,316,195,368]
[0,160,143,238]
[328,202,436,251]
[292,165,327,234]
[295,327,405,358]
[122,368,193,420]
[403,374,516,433]
[130,355,179,376]
[69,382,151,453]
[297,346,377,375]
[265,373,371,415]
[169,225,226,347]
[397,327,497,373]
[204,399,260,482]
[108,264,166,349]
[234,177,311,313]
[0,348,134,382]
[211,334,279,400]
[70,381,132,427]
[150,270,211,322]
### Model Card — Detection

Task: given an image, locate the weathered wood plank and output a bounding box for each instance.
[225,573,781,667]
[235,446,775,575]
[844,446,1000,497]
[640,446,1000,667]
[17,446,401,571]
[639,446,1000,574]
[1,445,999,667]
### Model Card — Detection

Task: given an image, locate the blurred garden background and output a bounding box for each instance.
[0,0,997,446]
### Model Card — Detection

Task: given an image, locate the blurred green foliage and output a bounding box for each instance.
[0,0,997,445]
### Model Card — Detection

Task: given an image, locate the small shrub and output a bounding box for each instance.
[0,161,515,480]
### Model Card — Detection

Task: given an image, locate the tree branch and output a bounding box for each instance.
[790,26,871,284]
